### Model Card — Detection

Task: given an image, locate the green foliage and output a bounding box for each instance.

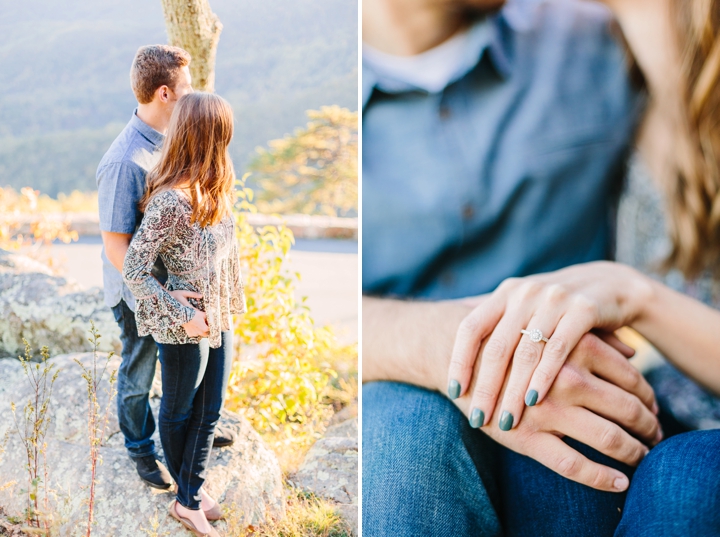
[0,0,357,195]
[10,341,59,531]
[226,174,340,449]
[250,106,358,217]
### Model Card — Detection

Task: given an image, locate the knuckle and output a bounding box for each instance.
[574,296,599,318]
[544,337,568,361]
[483,338,508,362]
[555,364,588,392]
[556,454,583,477]
[499,277,521,293]
[590,468,607,489]
[623,398,643,425]
[515,343,540,366]
[503,386,526,403]
[518,281,542,300]
[449,356,471,371]
[599,425,622,451]
[472,383,498,402]
[458,315,481,338]
[622,364,641,388]
[545,284,568,304]
[575,332,599,355]
[533,367,556,390]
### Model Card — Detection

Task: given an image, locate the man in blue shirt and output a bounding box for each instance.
[362,0,658,535]
[97,45,233,492]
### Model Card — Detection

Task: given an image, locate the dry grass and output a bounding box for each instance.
[225,488,353,537]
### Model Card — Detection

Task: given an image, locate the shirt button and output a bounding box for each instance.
[462,203,475,220]
[439,105,452,120]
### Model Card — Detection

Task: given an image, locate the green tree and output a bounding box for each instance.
[250,106,358,217]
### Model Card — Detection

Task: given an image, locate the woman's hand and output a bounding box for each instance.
[447,261,654,431]
[170,290,209,338]
[451,332,662,492]
[182,309,209,337]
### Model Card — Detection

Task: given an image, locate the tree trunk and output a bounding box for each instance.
[160,0,223,92]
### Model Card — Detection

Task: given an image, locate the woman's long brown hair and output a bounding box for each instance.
[666,0,720,277]
[140,92,236,227]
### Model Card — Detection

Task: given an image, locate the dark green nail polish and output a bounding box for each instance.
[499,411,514,431]
[470,408,485,428]
[448,379,461,400]
[525,389,538,407]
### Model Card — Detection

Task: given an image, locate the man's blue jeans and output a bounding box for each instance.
[111,299,160,459]
[363,381,720,537]
[157,330,233,509]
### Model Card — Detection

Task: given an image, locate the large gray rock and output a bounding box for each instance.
[0,250,120,359]
[294,416,358,535]
[0,353,285,536]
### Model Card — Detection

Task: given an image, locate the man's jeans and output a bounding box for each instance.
[111,299,160,459]
[363,381,720,537]
[156,330,233,510]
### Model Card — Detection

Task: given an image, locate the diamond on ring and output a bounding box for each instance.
[521,328,549,343]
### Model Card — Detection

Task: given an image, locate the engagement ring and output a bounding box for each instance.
[521,328,549,343]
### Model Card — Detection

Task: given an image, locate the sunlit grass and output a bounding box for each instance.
[225,488,353,537]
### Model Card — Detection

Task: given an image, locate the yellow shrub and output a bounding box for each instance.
[226,174,342,448]
[0,187,78,267]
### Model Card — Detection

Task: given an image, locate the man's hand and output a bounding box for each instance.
[452,332,662,492]
[447,263,653,431]
[363,296,661,493]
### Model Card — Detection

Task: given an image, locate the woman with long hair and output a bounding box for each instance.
[123,92,244,537]
[446,0,720,534]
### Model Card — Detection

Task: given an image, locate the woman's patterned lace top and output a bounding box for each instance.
[616,153,720,430]
[122,189,246,348]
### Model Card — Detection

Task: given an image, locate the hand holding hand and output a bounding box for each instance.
[447,262,653,430]
[169,290,209,338]
[182,309,209,338]
[449,332,661,492]
[169,289,203,308]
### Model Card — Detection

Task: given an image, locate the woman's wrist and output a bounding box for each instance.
[622,265,658,329]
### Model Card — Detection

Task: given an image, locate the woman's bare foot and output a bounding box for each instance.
[175,501,213,534]
[200,487,217,512]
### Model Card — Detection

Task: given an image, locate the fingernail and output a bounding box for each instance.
[469,408,485,428]
[613,474,629,491]
[654,428,663,444]
[499,411,514,431]
[525,389,538,407]
[652,401,659,415]
[447,379,461,400]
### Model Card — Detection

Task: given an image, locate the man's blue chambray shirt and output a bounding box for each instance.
[362,0,643,300]
[97,111,165,311]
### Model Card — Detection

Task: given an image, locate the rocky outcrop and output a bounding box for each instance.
[293,412,358,536]
[0,353,285,536]
[0,250,120,359]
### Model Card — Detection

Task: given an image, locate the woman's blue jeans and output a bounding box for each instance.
[362,381,720,537]
[156,330,233,509]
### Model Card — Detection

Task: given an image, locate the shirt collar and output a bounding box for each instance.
[362,11,513,109]
[129,108,165,148]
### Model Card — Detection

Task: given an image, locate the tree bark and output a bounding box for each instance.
[160,0,223,92]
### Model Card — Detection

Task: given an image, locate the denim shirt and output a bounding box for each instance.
[362,0,643,299]
[97,110,166,311]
